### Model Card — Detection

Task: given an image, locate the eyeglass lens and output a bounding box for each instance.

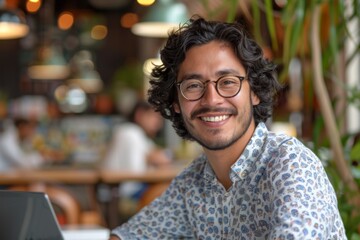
[179,75,244,101]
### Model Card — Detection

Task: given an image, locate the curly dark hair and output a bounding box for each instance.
[148,16,282,140]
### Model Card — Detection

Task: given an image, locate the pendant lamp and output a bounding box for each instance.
[27,0,69,80]
[27,43,70,80]
[67,50,103,94]
[131,0,189,38]
[0,0,29,39]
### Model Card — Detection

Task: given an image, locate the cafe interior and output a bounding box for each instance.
[0,0,359,238]
[0,0,217,235]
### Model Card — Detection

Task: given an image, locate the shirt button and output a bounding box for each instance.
[241,171,248,178]
[224,192,230,197]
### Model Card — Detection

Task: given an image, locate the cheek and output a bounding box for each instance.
[173,100,196,119]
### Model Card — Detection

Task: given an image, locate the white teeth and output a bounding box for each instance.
[201,115,229,122]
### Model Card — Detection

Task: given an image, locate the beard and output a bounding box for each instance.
[182,96,254,151]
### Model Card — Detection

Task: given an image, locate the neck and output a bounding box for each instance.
[204,121,256,190]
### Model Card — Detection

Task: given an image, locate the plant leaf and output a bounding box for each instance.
[226,0,238,23]
[350,142,360,160]
[287,0,306,62]
[264,0,278,51]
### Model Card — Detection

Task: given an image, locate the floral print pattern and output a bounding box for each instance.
[112,122,346,239]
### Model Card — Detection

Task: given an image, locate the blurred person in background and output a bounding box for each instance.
[0,118,45,171]
[103,100,171,172]
[103,100,172,210]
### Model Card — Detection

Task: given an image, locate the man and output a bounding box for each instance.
[110,17,346,239]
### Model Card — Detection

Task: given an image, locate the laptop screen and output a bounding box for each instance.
[0,190,64,240]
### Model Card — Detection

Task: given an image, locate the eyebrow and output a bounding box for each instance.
[216,69,242,77]
[179,74,203,82]
[179,69,242,82]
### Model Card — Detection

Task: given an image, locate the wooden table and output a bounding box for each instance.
[0,168,103,226]
[0,164,186,228]
[99,165,183,184]
[0,168,99,185]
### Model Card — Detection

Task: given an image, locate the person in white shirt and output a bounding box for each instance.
[103,101,172,199]
[0,118,44,171]
[103,101,171,172]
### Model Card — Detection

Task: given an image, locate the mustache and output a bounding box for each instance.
[191,107,238,120]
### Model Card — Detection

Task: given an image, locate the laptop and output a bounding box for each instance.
[0,190,109,240]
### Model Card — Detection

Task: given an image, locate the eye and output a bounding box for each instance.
[218,76,240,88]
[182,80,204,91]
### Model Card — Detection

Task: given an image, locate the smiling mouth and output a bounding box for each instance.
[200,115,230,122]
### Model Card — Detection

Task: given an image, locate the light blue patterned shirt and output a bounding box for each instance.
[112,122,346,239]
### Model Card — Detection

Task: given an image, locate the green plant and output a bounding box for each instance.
[111,62,143,91]
[253,1,360,237]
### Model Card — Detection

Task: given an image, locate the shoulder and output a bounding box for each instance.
[263,132,331,192]
[245,123,320,167]
[0,128,17,145]
[252,121,314,161]
[113,123,145,139]
[172,155,207,186]
[252,124,325,177]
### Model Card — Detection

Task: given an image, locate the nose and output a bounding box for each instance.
[199,81,223,105]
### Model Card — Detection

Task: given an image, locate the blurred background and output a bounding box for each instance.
[1,0,360,235]
[0,0,207,164]
[1,0,358,145]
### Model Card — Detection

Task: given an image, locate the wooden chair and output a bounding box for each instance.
[137,182,170,210]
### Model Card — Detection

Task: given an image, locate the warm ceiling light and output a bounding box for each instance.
[0,0,29,39]
[120,13,138,29]
[58,11,74,30]
[67,50,103,94]
[91,25,107,40]
[131,0,189,38]
[28,44,70,80]
[61,87,88,113]
[26,0,41,13]
[54,85,69,102]
[137,0,156,6]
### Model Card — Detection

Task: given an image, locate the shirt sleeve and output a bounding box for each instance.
[267,141,346,239]
[111,174,194,239]
[0,130,43,170]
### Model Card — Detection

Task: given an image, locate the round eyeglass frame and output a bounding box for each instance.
[176,75,246,101]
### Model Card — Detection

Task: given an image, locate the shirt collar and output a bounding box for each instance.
[201,122,269,182]
[203,156,216,182]
[231,122,269,181]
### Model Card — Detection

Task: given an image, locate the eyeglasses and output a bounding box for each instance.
[176,75,246,101]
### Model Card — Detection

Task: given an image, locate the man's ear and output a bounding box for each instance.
[251,91,260,106]
[173,102,180,113]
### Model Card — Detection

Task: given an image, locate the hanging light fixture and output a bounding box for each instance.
[27,0,69,80]
[0,0,29,39]
[131,0,189,38]
[67,50,103,94]
[27,43,70,80]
